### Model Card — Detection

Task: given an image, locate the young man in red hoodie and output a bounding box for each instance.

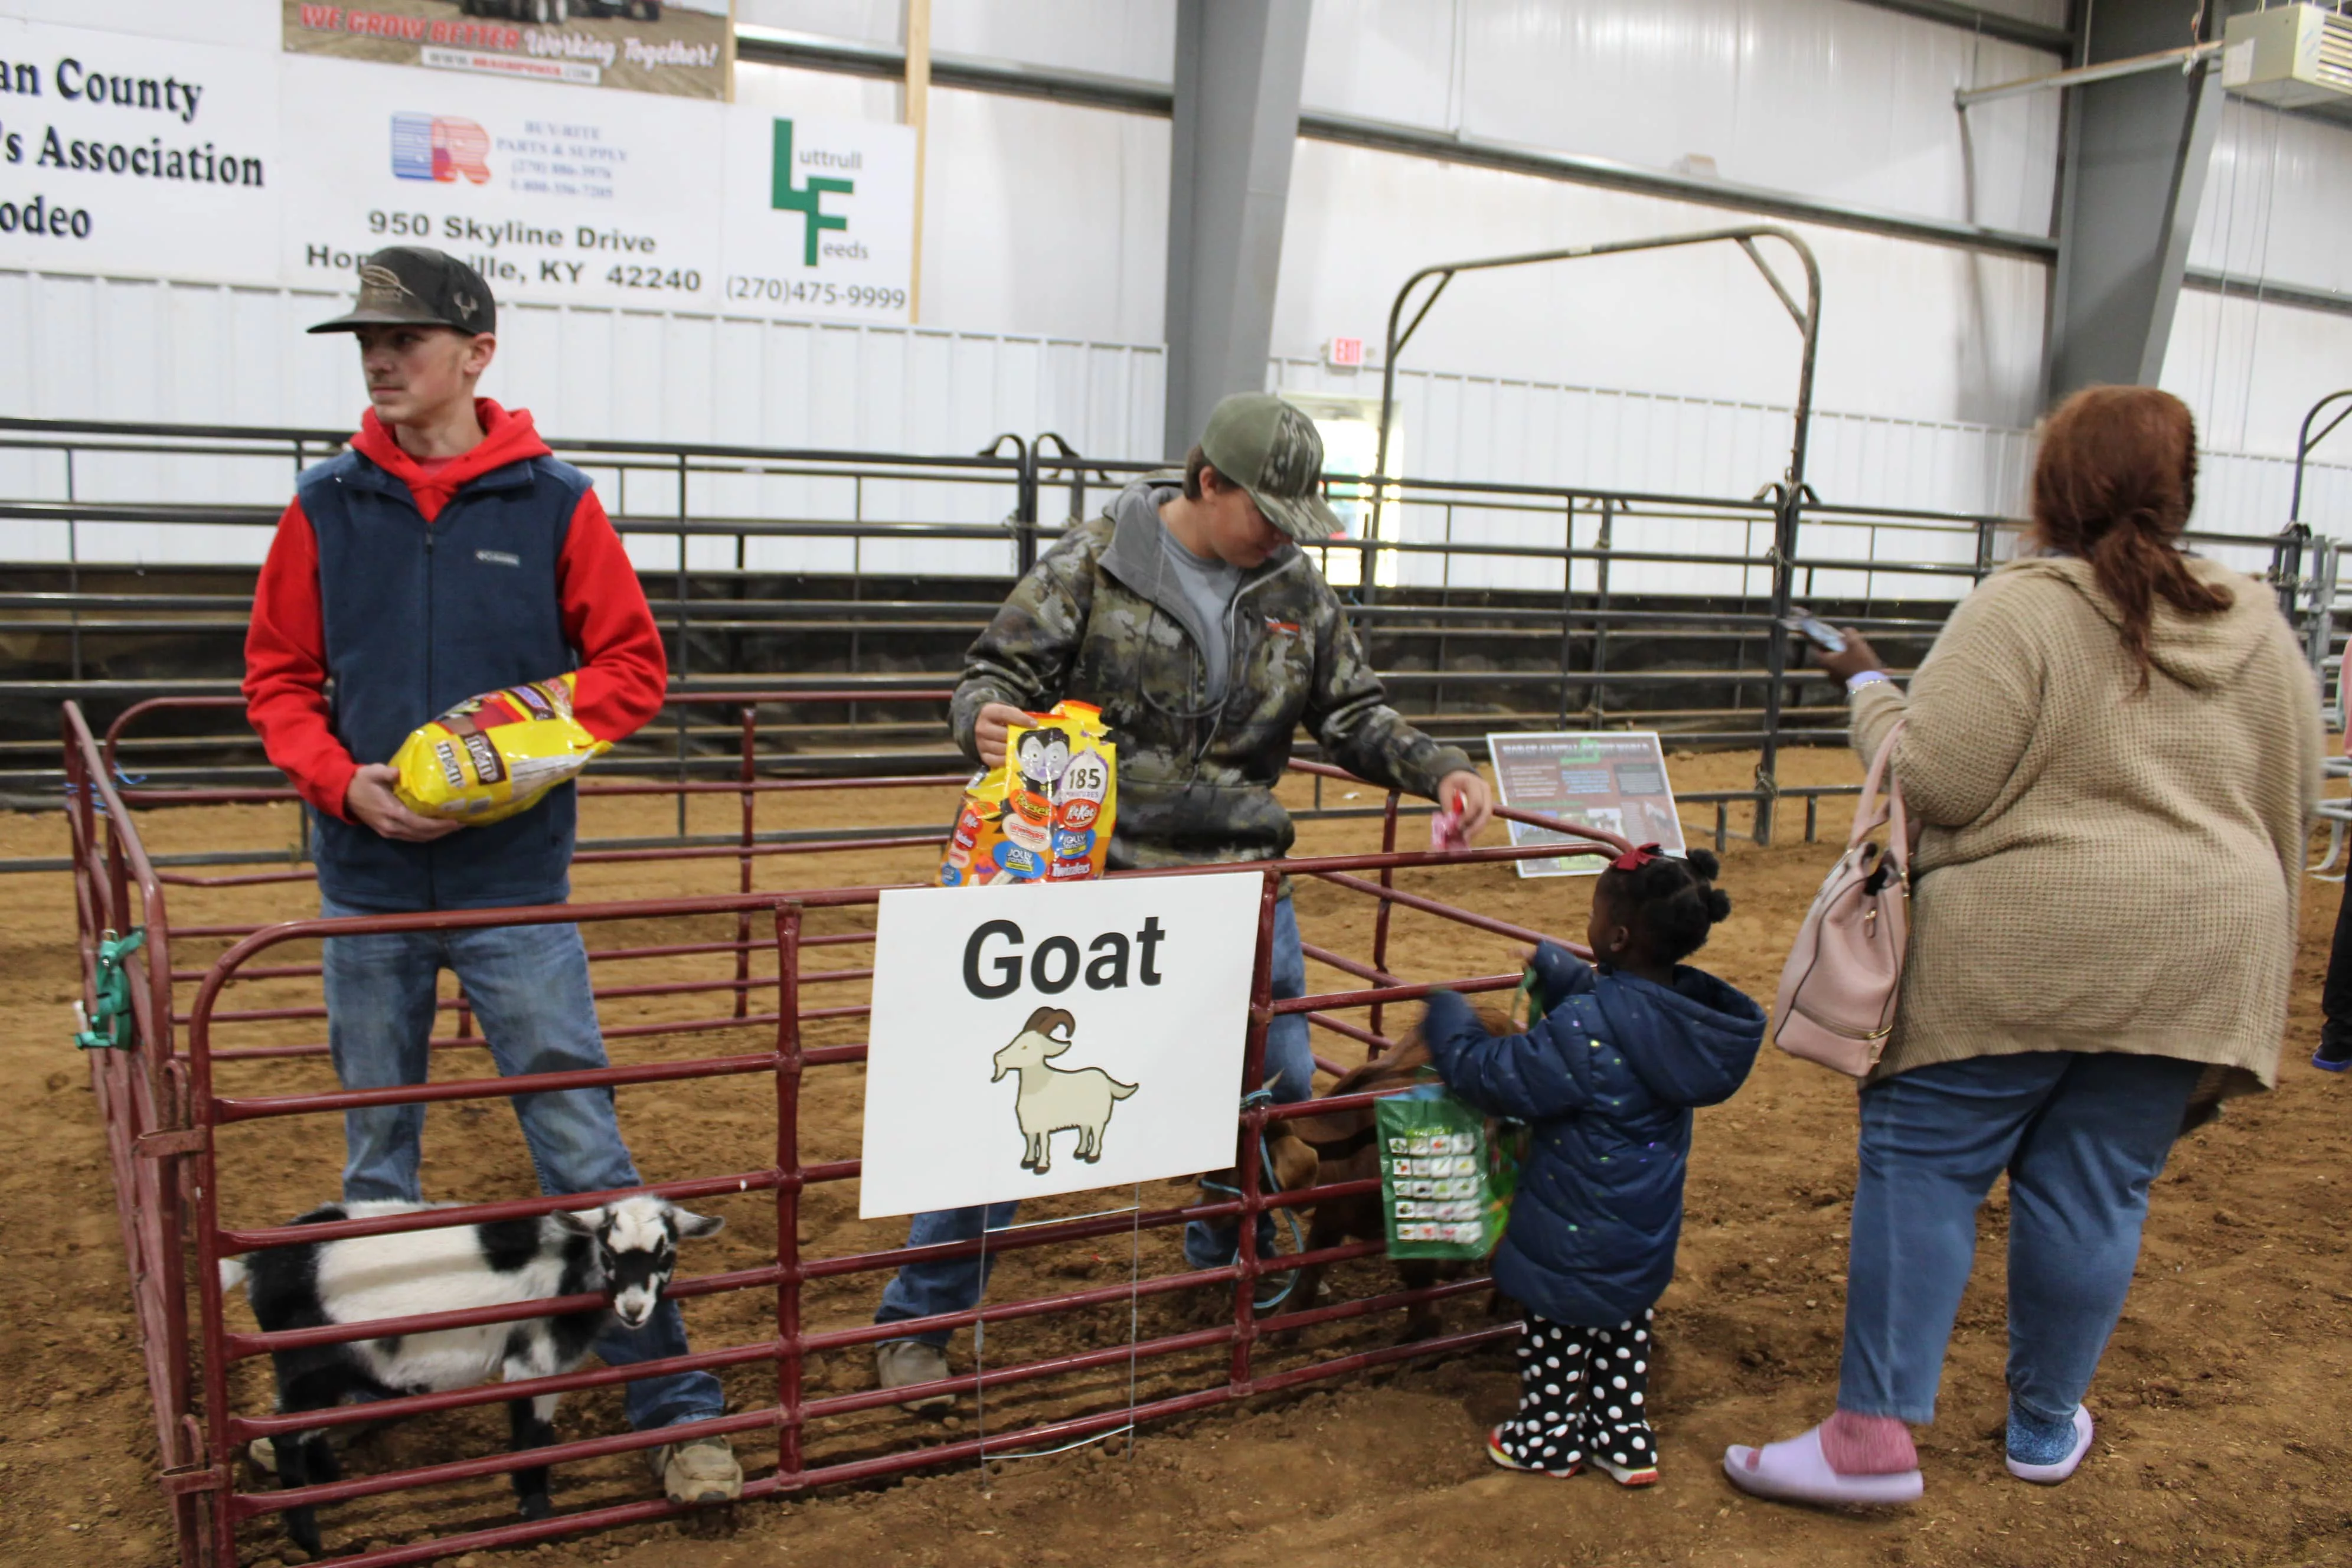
[242,247,740,1507]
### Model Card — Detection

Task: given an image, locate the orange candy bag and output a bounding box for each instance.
[937,701,1118,886]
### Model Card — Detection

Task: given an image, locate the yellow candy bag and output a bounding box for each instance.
[390,673,610,825]
[938,700,1118,886]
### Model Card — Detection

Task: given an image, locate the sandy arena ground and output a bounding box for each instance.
[1,747,2347,1568]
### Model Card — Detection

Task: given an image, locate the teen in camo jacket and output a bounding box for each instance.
[949,479,1472,868]
[871,394,1491,1413]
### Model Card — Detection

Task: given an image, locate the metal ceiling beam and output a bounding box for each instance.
[1958,40,2220,106]
[733,25,1174,116]
[1298,111,2060,262]
[738,27,2063,263]
[1840,0,2075,55]
[2183,269,2352,320]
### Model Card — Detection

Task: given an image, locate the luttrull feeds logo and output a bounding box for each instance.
[770,118,857,266]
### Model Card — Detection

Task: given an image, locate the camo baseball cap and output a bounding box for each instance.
[308,246,496,336]
[1198,393,1341,543]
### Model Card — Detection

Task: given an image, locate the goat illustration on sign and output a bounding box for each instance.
[991,1006,1139,1174]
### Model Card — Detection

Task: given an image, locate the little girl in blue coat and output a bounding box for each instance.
[1421,845,1766,1485]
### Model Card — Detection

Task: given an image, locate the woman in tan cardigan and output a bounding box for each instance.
[1724,386,2321,1507]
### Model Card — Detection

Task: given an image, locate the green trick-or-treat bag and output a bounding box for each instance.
[1377,1084,1521,1262]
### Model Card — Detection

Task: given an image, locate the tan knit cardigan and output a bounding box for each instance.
[1850,554,2322,1099]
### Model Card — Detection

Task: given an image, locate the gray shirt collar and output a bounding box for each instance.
[1098,478,1299,656]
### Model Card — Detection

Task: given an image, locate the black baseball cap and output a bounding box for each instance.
[308,246,496,336]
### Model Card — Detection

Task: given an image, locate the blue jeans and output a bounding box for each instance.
[1838,1051,2201,1428]
[875,895,1312,1347]
[319,896,725,1431]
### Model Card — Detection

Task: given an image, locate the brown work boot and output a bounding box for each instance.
[874,1339,955,1414]
[649,1435,743,1506]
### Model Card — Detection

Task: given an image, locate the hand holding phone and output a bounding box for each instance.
[1780,612,1848,655]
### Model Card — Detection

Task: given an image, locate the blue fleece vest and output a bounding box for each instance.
[298,447,593,912]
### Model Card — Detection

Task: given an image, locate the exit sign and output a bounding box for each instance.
[1325,337,1365,369]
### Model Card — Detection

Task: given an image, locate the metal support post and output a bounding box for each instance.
[1163,0,1314,458]
[2041,0,2225,399]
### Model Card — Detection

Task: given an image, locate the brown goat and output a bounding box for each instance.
[1266,1006,1515,1342]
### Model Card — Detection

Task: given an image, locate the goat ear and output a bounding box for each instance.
[1040,1032,1072,1058]
[1265,1133,1320,1193]
[553,1208,602,1237]
[671,1209,725,1240]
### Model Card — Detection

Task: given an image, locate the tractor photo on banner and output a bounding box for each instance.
[858,873,1265,1217]
[282,0,734,101]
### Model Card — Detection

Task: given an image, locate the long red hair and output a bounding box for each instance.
[2029,386,2231,687]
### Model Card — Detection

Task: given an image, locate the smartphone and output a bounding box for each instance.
[1780,613,1848,654]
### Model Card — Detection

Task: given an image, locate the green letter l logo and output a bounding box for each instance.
[771,119,854,267]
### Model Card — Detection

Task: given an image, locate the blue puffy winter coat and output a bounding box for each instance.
[1422,943,1766,1328]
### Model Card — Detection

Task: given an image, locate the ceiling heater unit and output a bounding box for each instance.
[2222,4,2352,110]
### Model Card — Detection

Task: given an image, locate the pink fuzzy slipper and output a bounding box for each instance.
[1722,1425,1923,1506]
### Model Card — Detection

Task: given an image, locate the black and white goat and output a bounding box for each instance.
[219,1193,723,1556]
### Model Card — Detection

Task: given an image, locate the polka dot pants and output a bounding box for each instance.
[1492,1308,1656,1476]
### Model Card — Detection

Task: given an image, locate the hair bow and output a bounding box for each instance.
[1610,842,1664,873]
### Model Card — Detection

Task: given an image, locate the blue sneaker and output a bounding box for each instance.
[2315,1023,2352,1073]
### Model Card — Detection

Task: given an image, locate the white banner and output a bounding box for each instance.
[280,53,726,312]
[0,17,282,286]
[0,15,918,328]
[717,110,915,325]
[858,874,1266,1219]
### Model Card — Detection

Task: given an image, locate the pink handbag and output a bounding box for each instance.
[1772,721,1910,1076]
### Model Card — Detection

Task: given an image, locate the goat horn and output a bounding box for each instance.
[1022,1005,1077,1036]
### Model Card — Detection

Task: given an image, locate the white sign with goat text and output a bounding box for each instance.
[858,873,1265,1219]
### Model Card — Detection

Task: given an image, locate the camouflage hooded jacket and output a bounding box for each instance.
[952,480,1474,870]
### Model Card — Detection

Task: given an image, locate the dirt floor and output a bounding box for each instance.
[2,747,2348,1568]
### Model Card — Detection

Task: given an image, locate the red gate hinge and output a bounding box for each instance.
[158,1463,229,1496]
[136,1129,206,1158]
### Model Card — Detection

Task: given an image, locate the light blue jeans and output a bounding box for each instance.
[1838,1051,2202,1429]
[319,895,725,1431]
[874,896,1312,1348]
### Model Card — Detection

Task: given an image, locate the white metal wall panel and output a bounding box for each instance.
[2193,97,2352,300]
[734,0,901,48]
[926,0,1176,81]
[1272,355,2027,600]
[1276,137,2051,428]
[2165,288,2352,465]
[738,1,1177,82]
[733,63,1172,345]
[19,0,270,47]
[916,85,1171,344]
[1966,0,2068,24]
[1301,0,2062,234]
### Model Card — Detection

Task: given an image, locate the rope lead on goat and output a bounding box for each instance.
[1202,1086,1305,1312]
[73,927,145,1051]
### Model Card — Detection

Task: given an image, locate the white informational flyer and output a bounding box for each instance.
[1485,730,1687,877]
[858,872,1266,1219]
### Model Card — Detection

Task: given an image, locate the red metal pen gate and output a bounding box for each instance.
[66,695,1628,1568]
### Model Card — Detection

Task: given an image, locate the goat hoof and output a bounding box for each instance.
[518,1494,552,1522]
